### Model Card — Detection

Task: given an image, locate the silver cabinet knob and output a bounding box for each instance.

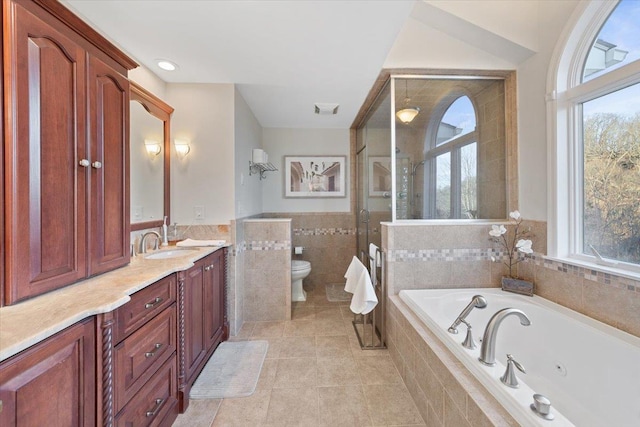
[79,159,90,167]
[91,161,102,169]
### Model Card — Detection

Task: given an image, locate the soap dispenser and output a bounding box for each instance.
[161,216,169,246]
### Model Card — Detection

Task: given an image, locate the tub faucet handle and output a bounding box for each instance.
[500,354,525,388]
[460,320,476,350]
[530,393,555,420]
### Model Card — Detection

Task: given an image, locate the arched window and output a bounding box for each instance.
[550,0,640,271]
[427,95,478,219]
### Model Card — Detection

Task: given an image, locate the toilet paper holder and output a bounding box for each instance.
[294,246,304,255]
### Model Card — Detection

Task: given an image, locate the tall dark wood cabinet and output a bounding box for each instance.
[2,0,137,305]
[178,248,228,412]
[0,318,96,427]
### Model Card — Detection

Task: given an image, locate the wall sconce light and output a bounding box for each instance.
[174,139,191,158]
[144,139,162,157]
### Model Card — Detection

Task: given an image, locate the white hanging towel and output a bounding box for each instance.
[343,256,378,315]
[176,238,226,247]
[368,243,381,269]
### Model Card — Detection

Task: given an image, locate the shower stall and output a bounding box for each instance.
[355,73,512,257]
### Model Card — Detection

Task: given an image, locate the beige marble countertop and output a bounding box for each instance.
[0,246,227,362]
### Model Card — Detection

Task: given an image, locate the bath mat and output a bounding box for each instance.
[190,340,268,399]
[326,283,351,302]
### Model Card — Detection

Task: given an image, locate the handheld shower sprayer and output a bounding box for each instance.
[447,295,487,334]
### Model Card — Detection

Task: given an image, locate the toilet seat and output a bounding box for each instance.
[292,260,311,271]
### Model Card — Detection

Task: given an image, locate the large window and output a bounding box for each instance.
[555,0,640,270]
[428,96,477,219]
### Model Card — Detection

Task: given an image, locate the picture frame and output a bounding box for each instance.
[285,156,346,198]
[368,156,392,197]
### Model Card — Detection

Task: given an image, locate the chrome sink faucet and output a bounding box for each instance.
[479,308,531,366]
[448,295,487,334]
[139,231,161,254]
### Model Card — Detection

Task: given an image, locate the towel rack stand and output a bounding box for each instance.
[352,248,387,350]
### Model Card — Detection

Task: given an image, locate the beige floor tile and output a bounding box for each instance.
[279,336,317,358]
[316,335,352,358]
[273,357,317,388]
[256,358,278,390]
[173,399,221,427]
[349,335,389,357]
[251,321,286,338]
[315,306,344,321]
[355,355,403,385]
[292,305,316,321]
[363,384,424,426]
[315,317,348,336]
[318,386,372,427]
[284,320,317,336]
[211,389,271,426]
[316,357,361,387]
[251,337,284,359]
[264,387,319,426]
[233,321,256,339]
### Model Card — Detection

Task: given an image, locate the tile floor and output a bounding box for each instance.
[172,283,425,427]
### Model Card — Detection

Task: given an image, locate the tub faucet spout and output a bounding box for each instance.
[479,308,531,366]
[448,295,487,334]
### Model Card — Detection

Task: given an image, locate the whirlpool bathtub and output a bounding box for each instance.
[398,288,640,427]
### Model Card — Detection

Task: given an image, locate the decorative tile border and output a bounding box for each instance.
[387,248,508,262]
[247,240,291,251]
[387,248,640,292]
[293,227,356,236]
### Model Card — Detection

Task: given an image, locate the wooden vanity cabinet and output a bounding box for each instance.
[0,318,96,427]
[108,274,178,427]
[178,248,228,412]
[2,0,137,306]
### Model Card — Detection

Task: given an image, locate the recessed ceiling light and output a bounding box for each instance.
[156,59,178,71]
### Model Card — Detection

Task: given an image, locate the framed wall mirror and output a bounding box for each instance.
[130,82,173,231]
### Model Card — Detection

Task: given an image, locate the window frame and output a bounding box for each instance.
[549,0,640,276]
[425,95,478,219]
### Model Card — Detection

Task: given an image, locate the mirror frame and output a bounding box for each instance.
[130,82,174,231]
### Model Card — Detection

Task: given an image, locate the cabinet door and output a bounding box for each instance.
[3,3,87,304]
[204,251,225,350]
[183,259,206,383]
[87,54,130,276]
[0,318,96,427]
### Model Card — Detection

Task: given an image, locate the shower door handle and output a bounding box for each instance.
[359,209,370,224]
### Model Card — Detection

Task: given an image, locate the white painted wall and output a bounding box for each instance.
[166,83,235,224]
[516,0,580,221]
[262,128,350,213]
[129,66,167,100]
[234,88,264,218]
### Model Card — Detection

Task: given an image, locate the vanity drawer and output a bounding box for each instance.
[114,304,177,413]
[115,274,176,342]
[115,355,178,427]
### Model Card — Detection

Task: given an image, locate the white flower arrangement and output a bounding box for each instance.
[489,210,533,279]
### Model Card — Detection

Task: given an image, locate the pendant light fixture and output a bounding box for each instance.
[396,79,420,124]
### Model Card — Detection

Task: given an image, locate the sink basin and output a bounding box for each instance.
[144,248,198,260]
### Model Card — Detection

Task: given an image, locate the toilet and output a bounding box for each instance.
[291,260,311,302]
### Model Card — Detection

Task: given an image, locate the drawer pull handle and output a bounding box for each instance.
[144,297,163,309]
[79,159,90,167]
[145,343,163,358]
[145,398,164,417]
[91,161,102,169]
[205,264,214,271]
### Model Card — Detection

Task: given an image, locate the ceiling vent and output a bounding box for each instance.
[314,103,339,115]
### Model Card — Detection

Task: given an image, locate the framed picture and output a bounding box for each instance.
[285,156,346,198]
[368,156,392,197]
